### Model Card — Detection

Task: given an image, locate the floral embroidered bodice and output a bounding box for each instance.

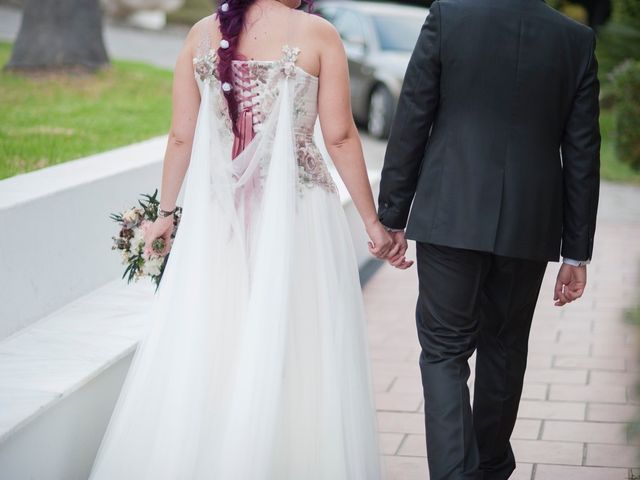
[192,35,337,195]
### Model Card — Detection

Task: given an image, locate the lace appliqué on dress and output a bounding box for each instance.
[278,45,300,78]
[193,48,217,82]
[296,134,337,194]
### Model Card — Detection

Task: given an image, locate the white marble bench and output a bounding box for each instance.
[0,280,155,479]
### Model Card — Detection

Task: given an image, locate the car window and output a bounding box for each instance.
[371,13,427,52]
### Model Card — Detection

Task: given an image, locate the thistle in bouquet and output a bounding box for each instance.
[110,189,181,290]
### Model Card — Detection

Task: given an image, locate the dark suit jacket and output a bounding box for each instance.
[377,0,600,262]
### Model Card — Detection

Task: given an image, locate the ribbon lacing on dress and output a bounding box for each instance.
[231,62,259,159]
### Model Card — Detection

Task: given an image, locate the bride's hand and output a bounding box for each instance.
[366,220,395,259]
[144,216,174,256]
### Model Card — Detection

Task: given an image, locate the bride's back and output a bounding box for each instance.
[204,0,321,78]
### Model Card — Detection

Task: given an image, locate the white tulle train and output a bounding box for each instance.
[88,73,382,479]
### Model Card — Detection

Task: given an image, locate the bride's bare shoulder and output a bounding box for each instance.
[184,14,221,55]
[192,13,219,31]
[293,9,342,58]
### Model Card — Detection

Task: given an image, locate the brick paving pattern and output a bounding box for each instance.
[364,182,640,479]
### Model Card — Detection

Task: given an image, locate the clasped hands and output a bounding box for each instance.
[367,220,590,304]
[367,221,413,270]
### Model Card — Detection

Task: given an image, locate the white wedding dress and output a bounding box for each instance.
[88,16,383,480]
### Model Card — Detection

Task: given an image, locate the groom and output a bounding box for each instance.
[378,0,600,478]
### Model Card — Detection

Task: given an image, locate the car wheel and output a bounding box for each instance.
[367,85,394,139]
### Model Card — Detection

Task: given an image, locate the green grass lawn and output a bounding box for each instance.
[0,41,173,180]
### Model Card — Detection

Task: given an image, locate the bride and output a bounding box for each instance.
[89,0,411,478]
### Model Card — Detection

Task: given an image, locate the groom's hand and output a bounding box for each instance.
[386,231,414,270]
[554,264,587,306]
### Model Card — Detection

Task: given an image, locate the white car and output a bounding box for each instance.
[315,1,429,138]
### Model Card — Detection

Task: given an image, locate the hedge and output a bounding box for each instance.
[610,60,640,171]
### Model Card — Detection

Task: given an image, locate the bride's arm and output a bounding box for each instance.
[158,27,202,212]
[144,23,203,251]
[315,19,396,261]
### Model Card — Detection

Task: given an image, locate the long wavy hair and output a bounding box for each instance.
[215,0,315,137]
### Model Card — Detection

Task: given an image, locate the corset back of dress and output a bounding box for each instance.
[192,24,337,196]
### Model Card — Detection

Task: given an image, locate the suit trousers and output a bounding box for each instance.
[415,242,547,480]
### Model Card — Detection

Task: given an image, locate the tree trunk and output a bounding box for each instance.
[4,0,109,73]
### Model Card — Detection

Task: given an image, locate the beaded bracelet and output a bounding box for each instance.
[158,207,177,218]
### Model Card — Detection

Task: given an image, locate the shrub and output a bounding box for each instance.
[597,0,640,75]
[613,0,640,22]
[610,60,640,171]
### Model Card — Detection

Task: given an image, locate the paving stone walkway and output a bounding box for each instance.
[364,181,640,479]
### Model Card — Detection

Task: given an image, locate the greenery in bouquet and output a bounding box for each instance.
[110,190,182,290]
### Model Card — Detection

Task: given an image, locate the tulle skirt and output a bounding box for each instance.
[88,78,382,479]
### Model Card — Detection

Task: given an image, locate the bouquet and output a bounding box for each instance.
[110,190,181,289]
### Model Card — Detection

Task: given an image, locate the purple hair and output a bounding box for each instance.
[216,0,315,137]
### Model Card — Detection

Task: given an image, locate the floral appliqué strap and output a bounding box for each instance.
[278,45,301,78]
[192,44,301,84]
